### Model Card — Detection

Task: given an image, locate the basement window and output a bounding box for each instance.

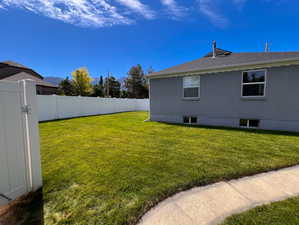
[240,119,260,128]
[183,116,198,124]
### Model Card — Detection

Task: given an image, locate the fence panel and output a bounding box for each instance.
[0,81,28,206]
[37,95,149,121]
[0,80,42,207]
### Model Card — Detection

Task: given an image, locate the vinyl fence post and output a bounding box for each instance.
[20,79,43,191]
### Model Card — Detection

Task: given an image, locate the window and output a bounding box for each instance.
[183,116,198,124]
[249,120,259,128]
[190,117,197,124]
[183,116,190,124]
[242,70,266,97]
[240,119,248,127]
[183,76,200,98]
[239,119,260,128]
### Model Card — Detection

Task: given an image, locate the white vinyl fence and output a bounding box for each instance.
[0,80,42,207]
[37,95,149,122]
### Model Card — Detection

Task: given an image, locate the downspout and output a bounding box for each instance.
[144,77,151,122]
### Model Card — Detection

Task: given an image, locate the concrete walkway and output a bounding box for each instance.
[138,165,299,225]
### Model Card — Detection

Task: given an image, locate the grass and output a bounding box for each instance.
[40,112,299,225]
[220,196,299,225]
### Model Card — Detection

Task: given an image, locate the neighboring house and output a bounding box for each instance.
[147,42,299,132]
[0,61,58,95]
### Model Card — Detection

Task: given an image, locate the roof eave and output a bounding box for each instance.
[0,63,44,79]
[147,57,299,79]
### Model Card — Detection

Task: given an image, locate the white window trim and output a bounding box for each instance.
[183,76,201,99]
[241,69,267,98]
[240,119,260,129]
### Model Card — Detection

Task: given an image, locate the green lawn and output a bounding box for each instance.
[220,196,299,225]
[40,112,299,225]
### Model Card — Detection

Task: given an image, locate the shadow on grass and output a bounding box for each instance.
[0,189,44,225]
[38,111,145,123]
[156,121,299,137]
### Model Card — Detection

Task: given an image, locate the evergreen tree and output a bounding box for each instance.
[92,84,104,97]
[104,75,121,98]
[58,77,75,96]
[120,90,129,98]
[92,75,104,97]
[125,64,148,98]
[99,76,104,88]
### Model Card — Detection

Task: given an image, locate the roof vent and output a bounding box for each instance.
[265,41,271,52]
[204,44,232,58]
[212,40,217,58]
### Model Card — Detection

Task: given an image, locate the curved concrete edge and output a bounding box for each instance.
[138,165,299,225]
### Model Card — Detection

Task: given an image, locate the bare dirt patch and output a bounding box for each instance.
[0,189,43,225]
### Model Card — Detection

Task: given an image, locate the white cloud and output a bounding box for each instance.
[0,0,156,27]
[115,0,155,19]
[198,0,250,27]
[0,0,264,29]
[160,0,187,18]
[198,0,229,28]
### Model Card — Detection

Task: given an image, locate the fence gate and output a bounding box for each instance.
[0,80,42,207]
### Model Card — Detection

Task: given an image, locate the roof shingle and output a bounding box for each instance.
[150,51,299,77]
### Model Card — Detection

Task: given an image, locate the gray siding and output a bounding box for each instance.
[149,65,299,132]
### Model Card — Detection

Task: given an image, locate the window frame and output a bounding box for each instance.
[239,119,260,129]
[182,76,201,100]
[241,69,267,98]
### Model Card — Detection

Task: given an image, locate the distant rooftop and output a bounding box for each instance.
[0,61,57,88]
[1,61,29,69]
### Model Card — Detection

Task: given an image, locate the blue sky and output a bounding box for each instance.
[0,0,298,79]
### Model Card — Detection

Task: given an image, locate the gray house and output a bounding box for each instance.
[148,43,299,132]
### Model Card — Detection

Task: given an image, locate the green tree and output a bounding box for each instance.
[104,75,121,98]
[125,64,148,98]
[120,90,129,98]
[99,76,104,88]
[58,77,75,96]
[92,76,104,97]
[72,67,93,96]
